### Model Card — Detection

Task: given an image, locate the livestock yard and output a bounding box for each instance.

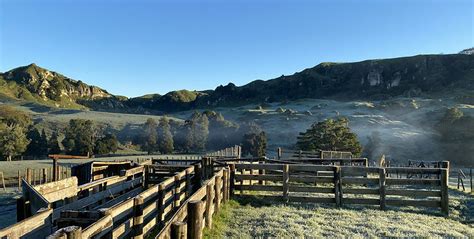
[0,147,472,238]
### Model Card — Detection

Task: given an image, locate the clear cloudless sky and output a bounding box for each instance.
[0,0,472,97]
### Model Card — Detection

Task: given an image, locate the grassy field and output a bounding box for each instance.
[204,189,474,238]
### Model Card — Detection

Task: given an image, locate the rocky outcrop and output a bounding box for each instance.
[1,63,112,103]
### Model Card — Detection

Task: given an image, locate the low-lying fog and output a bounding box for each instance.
[175,98,473,164]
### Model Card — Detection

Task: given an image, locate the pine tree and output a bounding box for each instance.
[25,127,42,157]
[158,117,174,154]
[142,118,158,154]
[296,117,362,156]
[48,131,61,154]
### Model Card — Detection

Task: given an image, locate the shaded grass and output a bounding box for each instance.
[204,190,474,238]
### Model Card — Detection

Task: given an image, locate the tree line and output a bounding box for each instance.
[0,106,267,160]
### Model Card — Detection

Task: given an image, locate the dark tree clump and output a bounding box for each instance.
[297,117,362,156]
[142,118,158,154]
[62,119,95,156]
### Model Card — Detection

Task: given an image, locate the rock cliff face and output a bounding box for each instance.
[0,63,112,107]
[192,53,474,107]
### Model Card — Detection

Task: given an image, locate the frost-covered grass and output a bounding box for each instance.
[204,189,474,238]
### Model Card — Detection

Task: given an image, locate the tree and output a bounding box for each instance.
[297,117,362,156]
[25,127,48,157]
[157,117,174,154]
[0,105,32,128]
[142,118,158,154]
[0,123,30,161]
[62,119,95,156]
[182,112,209,152]
[94,133,119,155]
[242,131,267,157]
[48,131,61,154]
[240,122,267,157]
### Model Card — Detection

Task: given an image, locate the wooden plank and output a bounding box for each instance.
[342,177,379,185]
[385,189,441,197]
[235,174,282,181]
[120,166,144,177]
[341,166,380,174]
[342,188,380,195]
[289,165,336,172]
[82,215,113,238]
[385,167,442,174]
[288,196,336,204]
[288,186,334,193]
[386,178,441,186]
[235,163,283,170]
[53,177,142,220]
[342,198,380,205]
[289,175,334,183]
[0,208,53,239]
[234,185,283,192]
[386,199,441,208]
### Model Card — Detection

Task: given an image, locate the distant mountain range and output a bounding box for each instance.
[1,50,473,113]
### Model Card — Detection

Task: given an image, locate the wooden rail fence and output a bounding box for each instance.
[231,162,450,215]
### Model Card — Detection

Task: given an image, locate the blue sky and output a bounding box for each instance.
[0,0,472,97]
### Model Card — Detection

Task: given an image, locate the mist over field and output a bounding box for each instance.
[169,97,473,165]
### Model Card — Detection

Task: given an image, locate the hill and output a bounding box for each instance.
[0,64,113,109]
[1,53,473,112]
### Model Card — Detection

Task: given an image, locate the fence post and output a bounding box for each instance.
[379,168,386,210]
[334,166,341,207]
[277,147,282,160]
[53,157,58,181]
[26,168,32,184]
[42,168,47,184]
[441,167,449,216]
[186,168,192,198]
[1,172,5,191]
[205,184,213,228]
[193,164,202,191]
[65,226,82,239]
[283,164,289,203]
[187,200,204,239]
[18,170,21,190]
[470,168,473,193]
[215,175,221,213]
[132,196,144,239]
[174,175,181,208]
[171,221,187,239]
[157,184,165,224]
[222,169,228,203]
[230,164,235,197]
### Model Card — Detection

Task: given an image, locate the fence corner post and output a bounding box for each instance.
[441,168,449,216]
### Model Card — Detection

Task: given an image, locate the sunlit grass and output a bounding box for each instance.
[204,189,474,238]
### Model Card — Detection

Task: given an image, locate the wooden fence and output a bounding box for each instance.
[275,148,352,160]
[231,162,450,215]
[207,145,241,158]
[0,167,71,189]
